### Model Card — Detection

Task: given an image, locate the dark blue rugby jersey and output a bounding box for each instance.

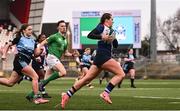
[87,24,118,54]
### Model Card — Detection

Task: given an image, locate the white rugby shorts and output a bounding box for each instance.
[46,54,60,69]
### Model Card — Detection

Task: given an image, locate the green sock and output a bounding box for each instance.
[27,72,60,97]
[42,71,60,86]
[27,91,34,98]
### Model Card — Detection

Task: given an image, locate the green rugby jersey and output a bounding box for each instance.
[47,32,68,58]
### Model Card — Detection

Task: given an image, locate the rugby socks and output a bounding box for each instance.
[33,94,39,99]
[130,78,134,86]
[24,76,32,81]
[41,87,46,94]
[27,72,60,98]
[41,71,59,86]
[66,86,77,97]
[27,92,41,98]
[118,80,122,88]
[105,82,115,94]
[27,91,34,98]
[99,78,102,84]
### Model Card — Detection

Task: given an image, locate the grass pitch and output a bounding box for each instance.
[0,78,180,110]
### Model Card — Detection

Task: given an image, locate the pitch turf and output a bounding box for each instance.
[0,78,180,110]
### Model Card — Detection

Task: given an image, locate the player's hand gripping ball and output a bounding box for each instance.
[106,29,116,43]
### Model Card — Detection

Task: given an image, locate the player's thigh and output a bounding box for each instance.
[83,65,102,81]
[22,65,38,79]
[82,67,89,75]
[101,58,125,76]
[8,71,21,84]
[35,69,45,79]
[53,62,66,75]
[129,69,135,75]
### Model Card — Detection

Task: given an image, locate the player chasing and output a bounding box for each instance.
[0,24,49,104]
[26,20,78,100]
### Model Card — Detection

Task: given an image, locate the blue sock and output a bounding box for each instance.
[105,82,115,94]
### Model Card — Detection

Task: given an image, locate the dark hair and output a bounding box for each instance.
[37,33,46,42]
[57,20,66,27]
[16,24,31,38]
[128,48,133,53]
[100,13,112,24]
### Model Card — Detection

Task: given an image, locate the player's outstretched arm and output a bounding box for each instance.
[1,42,13,61]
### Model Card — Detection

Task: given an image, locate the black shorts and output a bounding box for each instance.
[80,65,91,70]
[32,60,44,71]
[93,50,111,68]
[122,62,134,74]
[13,54,31,76]
[103,71,110,77]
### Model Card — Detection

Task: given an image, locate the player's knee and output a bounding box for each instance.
[7,82,15,87]
[31,75,39,81]
[119,72,125,79]
[60,71,67,77]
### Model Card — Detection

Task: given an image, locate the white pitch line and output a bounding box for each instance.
[134,96,180,100]
[169,102,180,104]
